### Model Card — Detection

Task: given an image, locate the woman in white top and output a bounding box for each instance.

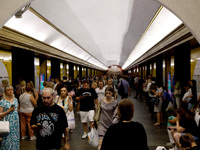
[54,85,73,132]
[19,86,37,140]
[152,82,163,126]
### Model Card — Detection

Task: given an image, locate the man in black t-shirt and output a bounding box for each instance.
[76,80,98,139]
[30,88,70,150]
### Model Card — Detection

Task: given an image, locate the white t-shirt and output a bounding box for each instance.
[95,86,106,103]
[182,88,192,102]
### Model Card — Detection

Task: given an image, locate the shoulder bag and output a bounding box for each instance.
[93,99,103,122]
[0,116,10,134]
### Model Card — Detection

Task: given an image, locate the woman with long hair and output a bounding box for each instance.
[168,108,199,150]
[0,85,20,150]
[100,99,149,150]
[97,86,118,150]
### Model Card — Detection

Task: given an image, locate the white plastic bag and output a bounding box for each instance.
[156,146,167,150]
[88,127,99,147]
[66,111,75,130]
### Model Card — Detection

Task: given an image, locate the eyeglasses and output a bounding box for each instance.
[42,96,52,100]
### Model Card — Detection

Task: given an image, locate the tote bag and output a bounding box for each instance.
[93,99,103,122]
[66,111,75,130]
[0,118,10,134]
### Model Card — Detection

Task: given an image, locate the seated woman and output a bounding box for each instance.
[168,108,199,150]
[179,133,200,150]
[100,99,149,150]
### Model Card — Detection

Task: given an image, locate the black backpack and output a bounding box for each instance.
[118,80,125,96]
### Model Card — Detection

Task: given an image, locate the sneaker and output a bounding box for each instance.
[82,132,87,139]
[21,136,28,140]
[166,142,175,147]
[30,136,36,141]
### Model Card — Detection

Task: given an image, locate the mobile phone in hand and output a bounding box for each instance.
[37,124,43,128]
[11,104,15,108]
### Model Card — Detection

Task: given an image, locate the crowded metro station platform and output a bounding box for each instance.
[1,0,200,150]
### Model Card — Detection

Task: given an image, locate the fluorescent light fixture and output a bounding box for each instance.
[60,63,63,69]
[47,60,51,67]
[5,10,107,70]
[66,64,69,69]
[122,7,182,70]
[34,58,39,66]
[0,56,12,61]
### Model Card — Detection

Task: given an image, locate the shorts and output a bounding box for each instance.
[80,110,94,123]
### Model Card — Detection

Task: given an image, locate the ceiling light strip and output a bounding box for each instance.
[29,7,107,68]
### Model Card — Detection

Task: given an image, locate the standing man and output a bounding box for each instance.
[118,76,131,99]
[76,80,98,139]
[30,88,70,150]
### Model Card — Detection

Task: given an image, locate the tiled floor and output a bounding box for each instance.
[20,90,170,150]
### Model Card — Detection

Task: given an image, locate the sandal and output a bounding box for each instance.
[154,123,161,126]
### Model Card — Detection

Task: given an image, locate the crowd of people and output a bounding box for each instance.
[0,73,200,150]
[132,74,200,150]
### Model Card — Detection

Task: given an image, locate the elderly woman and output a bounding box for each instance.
[100,99,149,150]
[0,85,20,150]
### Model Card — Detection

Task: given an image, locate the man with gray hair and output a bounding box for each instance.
[31,88,70,150]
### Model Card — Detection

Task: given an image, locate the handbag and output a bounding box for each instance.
[151,97,160,106]
[0,117,10,134]
[66,111,75,130]
[93,99,103,122]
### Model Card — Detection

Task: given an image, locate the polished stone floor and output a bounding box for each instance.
[20,90,170,150]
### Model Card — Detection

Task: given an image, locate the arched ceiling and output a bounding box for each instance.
[1,0,186,71]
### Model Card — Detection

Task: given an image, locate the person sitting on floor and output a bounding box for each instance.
[179,133,200,150]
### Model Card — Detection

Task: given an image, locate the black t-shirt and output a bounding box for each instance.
[77,88,98,111]
[30,104,68,149]
[179,118,199,137]
[100,121,149,150]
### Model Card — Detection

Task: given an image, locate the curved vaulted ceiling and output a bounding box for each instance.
[2,0,185,71]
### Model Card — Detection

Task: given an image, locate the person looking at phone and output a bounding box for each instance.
[0,85,20,150]
[30,88,70,150]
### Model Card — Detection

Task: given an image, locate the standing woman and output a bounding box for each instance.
[0,85,20,150]
[98,86,118,150]
[153,82,164,126]
[19,86,37,140]
[54,86,73,130]
[100,99,149,150]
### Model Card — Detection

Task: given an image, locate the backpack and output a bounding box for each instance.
[118,80,125,96]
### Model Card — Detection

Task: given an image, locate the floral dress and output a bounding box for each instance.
[54,96,69,113]
[0,98,20,150]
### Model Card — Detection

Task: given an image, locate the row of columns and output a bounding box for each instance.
[132,42,191,88]
[11,47,100,86]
